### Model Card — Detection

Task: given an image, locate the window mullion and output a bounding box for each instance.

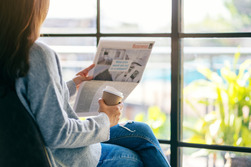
[171,0,183,166]
[96,0,101,45]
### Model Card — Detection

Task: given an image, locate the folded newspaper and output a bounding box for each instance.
[73,40,155,117]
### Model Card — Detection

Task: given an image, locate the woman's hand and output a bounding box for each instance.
[72,64,95,88]
[98,99,123,127]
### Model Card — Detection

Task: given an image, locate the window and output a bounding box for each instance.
[41,0,251,166]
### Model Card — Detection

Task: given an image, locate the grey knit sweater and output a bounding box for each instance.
[15,41,110,167]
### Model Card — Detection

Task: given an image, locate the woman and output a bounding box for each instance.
[0,0,170,166]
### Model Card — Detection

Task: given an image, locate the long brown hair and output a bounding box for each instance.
[0,0,49,88]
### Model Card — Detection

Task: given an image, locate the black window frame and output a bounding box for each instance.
[41,0,251,166]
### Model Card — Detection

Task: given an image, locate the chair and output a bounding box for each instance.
[0,85,52,167]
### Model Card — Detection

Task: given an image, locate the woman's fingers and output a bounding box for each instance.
[98,99,123,127]
[77,64,95,76]
[73,64,95,86]
[79,75,93,81]
[86,63,95,71]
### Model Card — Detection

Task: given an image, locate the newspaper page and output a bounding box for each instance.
[74,40,155,117]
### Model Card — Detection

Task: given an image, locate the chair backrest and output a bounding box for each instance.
[0,85,52,167]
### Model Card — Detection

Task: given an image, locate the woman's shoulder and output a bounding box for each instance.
[29,41,58,66]
[30,41,55,57]
[28,41,62,78]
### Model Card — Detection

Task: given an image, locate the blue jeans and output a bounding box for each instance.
[97,121,171,167]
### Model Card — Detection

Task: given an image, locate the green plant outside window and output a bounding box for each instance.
[184,50,251,147]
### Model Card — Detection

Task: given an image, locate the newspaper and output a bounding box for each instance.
[73,40,155,117]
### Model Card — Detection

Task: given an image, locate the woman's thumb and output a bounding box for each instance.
[98,98,105,106]
[81,75,93,81]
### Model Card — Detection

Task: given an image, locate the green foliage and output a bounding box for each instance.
[224,0,251,29]
[135,106,169,139]
[184,51,251,147]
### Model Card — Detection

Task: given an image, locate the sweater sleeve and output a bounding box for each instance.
[66,80,77,97]
[16,42,110,149]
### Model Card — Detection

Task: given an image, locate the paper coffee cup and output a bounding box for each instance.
[102,86,123,106]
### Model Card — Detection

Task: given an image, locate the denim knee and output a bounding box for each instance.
[119,121,155,137]
[98,143,143,167]
[133,122,152,132]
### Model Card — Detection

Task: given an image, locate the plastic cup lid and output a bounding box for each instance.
[103,86,124,98]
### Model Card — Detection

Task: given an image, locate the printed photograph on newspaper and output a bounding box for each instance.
[93,40,154,83]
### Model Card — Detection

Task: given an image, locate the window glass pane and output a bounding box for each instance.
[160,144,171,163]
[38,37,96,81]
[182,38,251,147]
[100,0,171,33]
[182,147,251,167]
[41,0,96,34]
[102,37,171,140]
[183,0,251,33]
